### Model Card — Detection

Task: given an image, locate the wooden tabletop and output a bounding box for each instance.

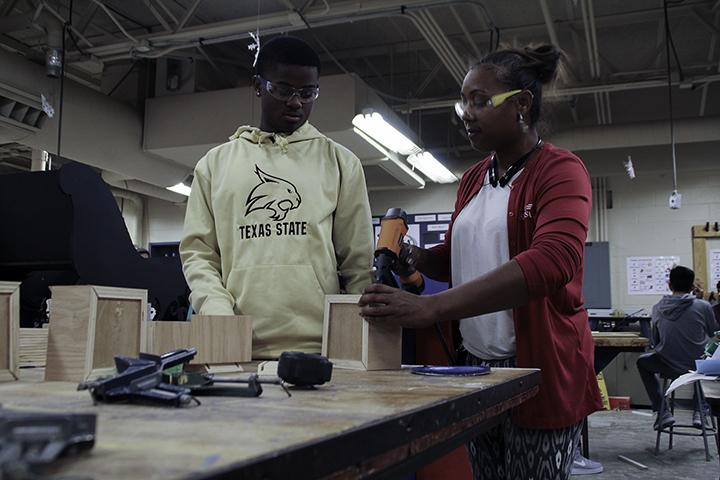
[592,331,650,348]
[1,366,539,480]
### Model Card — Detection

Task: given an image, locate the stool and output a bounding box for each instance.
[655,377,718,461]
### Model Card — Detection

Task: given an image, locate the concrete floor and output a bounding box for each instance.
[583,408,719,479]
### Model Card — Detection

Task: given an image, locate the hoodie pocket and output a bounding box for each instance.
[225,265,326,335]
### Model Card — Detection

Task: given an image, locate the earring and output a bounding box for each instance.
[256,90,261,97]
[518,112,529,133]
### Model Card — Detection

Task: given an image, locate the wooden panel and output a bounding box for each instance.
[46,285,147,382]
[93,299,143,369]
[365,322,402,371]
[0,293,9,371]
[19,327,48,368]
[322,295,401,371]
[45,286,94,381]
[693,237,709,291]
[326,303,364,363]
[0,282,19,381]
[592,332,650,348]
[146,316,252,364]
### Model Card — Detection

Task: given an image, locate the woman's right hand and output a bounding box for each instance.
[394,243,423,277]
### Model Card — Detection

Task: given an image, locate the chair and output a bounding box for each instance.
[655,376,718,461]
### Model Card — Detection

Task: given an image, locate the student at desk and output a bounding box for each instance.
[180,36,373,359]
[637,265,718,430]
[359,44,602,480]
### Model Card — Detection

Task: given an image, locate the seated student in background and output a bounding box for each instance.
[637,265,718,430]
[180,36,373,359]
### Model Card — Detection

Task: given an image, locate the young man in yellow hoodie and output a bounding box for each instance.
[180,36,373,359]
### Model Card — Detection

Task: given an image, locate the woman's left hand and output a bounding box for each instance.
[358,284,439,329]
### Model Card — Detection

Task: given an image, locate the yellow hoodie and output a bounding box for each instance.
[180,122,373,359]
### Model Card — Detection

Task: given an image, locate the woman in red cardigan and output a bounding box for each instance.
[359,44,602,480]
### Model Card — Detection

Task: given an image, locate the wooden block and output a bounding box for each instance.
[19,326,49,368]
[45,286,147,382]
[145,315,252,364]
[0,282,20,381]
[322,295,401,371]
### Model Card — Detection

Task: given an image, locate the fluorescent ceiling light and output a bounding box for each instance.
[167,182,191,196]
[352,112,421,156]
[407,152,458,184]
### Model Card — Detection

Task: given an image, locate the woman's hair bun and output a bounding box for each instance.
[522,44,563,84]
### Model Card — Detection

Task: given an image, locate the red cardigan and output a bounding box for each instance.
[431,142,603,429]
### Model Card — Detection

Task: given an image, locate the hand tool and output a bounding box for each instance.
[373,208,424,294]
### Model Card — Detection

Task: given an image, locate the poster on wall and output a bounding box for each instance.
[626,256,680,295]
[710,250,720,291]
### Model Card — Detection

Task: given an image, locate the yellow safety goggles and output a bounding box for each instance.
[455,89,523,118]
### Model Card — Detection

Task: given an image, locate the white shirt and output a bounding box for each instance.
[451,169,519,359]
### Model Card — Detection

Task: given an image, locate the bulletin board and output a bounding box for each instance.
[626,256,679,295]
[692,223,720,292]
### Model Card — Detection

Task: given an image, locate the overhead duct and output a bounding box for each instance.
[0,48,191,193]
[71,0,466,62]
[103,171,186,204]
[0,82,47,141]
[547,116,720,151]
[144,73,428,190]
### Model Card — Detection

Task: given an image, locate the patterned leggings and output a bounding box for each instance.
[465,353,582,480]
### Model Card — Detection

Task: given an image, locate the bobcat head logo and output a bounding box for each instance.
[245,165,302,221]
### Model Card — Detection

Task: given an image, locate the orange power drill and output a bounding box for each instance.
[373,208,424,294]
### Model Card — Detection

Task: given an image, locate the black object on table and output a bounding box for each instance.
[0,408,96,478]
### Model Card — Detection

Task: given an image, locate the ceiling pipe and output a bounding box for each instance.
[419,9,467,75]
[450,5,482,61]
[580,0,607,124]
[143,0,173,32]
[89,0,139,43]
[154,0,179,26]
[407,10,465,84]
[69,0,454,59]
[37,1,94,49]
[59,0,706,62]
[408,14,460,81]
[175,0,203,32]
[395,73,720,112]
[538,0,560,47]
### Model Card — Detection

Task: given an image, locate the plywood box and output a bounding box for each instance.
[146,315,252,364]
[0,282,19,381]
[322,295,401,371]
[45,285,147,382]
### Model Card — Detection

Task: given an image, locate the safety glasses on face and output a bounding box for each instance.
[257,76,320,103]
[454,89,523,118]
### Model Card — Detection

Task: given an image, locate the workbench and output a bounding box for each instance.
[592,331,650,373]
[582,332,651,458]
[1,366,539,480]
